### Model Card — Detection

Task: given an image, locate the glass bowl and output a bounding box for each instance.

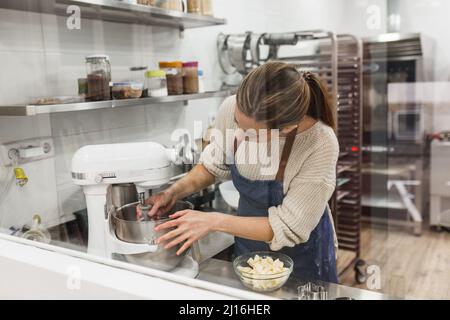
[233,251,293,292]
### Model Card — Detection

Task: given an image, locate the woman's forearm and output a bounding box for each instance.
[213,214,274,243]
[168,164,216,200]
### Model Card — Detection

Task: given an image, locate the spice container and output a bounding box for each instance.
[182,61,199,94]
[146,70,168,97]
[187,0,201,14]
[201,0,213,15]
[112,82,144,99]
[130,66,148,97]
[159,61,184,95]
[86,54,111,101]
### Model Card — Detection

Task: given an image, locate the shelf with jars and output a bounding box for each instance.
[0,90,233,117]
[0,0,226,30]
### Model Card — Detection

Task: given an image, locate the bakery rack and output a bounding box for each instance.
[333,35,365,282]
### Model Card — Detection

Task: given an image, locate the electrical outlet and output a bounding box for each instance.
[1,137,55,167]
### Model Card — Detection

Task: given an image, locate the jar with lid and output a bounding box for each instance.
[159,61,184,95]
[86,54,111,101]
[201,0,213,15]
[146,70,168,97]
[187,0,201,14]
[182,61,199,94]
[130,66,148,97]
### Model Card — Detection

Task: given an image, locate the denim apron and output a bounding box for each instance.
[230,130,338,283]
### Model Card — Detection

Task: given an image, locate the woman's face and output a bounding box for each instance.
[234,104,267,132]
[234,105,298,140]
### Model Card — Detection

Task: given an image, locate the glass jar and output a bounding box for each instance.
[201,0,213,16]
[145,70,168,97]
[159,61,184,95]
[156,0,183,11]
[112,82,144,100]
[86,54,111,101]
[130,66,148,97]
[78,78,88,99]
[187,0,201,14]
[182,61,199,94]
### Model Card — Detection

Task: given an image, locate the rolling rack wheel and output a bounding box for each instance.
[354,259,367,284]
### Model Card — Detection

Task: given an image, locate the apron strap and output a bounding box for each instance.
[233,129,297,183]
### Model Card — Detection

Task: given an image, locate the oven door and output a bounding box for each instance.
[392,110,422,143]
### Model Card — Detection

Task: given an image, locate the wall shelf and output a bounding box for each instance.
[0,0,226,30]
[0,90,232,116]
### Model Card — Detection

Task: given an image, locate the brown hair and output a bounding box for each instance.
[236,61,336,130]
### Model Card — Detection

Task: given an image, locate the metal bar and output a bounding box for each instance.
[388,180,423,236]
[362,32,421,44]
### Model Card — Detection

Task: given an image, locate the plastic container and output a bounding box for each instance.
[201,0,213,15]
[112,82,144,99]
[233,251,293,293]
[86,54,111,101]
[187,0,201,14]
[159,61,184,95]
[130,66,148,97]
[182,61,199,94]
[146,70,168,97]
[198,69,205,93]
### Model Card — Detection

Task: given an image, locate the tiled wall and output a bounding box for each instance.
[0,0,386,229]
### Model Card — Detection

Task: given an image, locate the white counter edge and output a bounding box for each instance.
[0,233,272,300]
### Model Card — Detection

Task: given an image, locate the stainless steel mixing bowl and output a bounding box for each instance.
[111,200,194,271]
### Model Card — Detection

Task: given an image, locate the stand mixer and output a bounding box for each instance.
[71,141,199,276]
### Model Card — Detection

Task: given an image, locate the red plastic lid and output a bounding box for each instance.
[183,61,199,68]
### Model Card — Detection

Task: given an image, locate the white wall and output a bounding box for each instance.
[0,0,386,230]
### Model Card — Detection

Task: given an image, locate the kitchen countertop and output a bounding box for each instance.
[3,189,392,300]
[198,258,392,300]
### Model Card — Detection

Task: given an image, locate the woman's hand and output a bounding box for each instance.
[155,210,222,256]
[138,190,177,219]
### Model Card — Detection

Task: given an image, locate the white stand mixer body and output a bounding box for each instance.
[72,142,174,257]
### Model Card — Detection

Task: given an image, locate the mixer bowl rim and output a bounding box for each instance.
[112,200,194,224]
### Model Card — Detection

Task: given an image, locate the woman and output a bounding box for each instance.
[147,61,339,282]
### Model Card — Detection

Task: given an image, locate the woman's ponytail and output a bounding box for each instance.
[303,72,336,131]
